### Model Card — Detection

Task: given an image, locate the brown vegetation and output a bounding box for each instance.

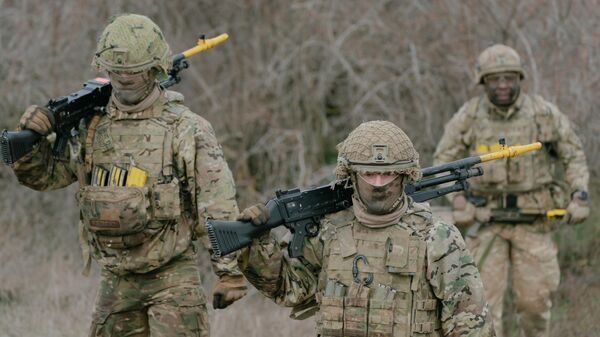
[0,1,598,336]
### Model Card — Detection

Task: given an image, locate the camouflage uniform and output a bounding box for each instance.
[11,14,241,337]
[239,121,494,337]
[434,45,589,337]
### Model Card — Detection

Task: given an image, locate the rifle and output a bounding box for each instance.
[0,34,229,165]
[206,142,542,258]
[473,207,566,268]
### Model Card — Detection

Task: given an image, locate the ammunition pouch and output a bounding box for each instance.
[320,296,344,337]
[368,298,394,337]
[344,297,369,337]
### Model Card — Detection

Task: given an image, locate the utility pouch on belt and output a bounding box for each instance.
[78,186,151,249]
[78,178,182,249]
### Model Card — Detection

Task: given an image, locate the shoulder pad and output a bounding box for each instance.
[322,209,355,229]
[462,96,482,118]
[164,90,185,103]
[160,92,191,124]
[406,201,432,219]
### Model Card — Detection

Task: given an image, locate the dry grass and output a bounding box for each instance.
[1,0,599,336]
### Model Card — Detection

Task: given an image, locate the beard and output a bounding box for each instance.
[355,174,405,215]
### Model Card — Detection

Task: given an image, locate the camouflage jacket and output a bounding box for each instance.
[239,202,494,337]
[434,93,588,210]
[12,90,241,276]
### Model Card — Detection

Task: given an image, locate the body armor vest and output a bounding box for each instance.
[78,91,193,275]
[315,208,441,337]
[463,95,564,213]
[468,94,558,194]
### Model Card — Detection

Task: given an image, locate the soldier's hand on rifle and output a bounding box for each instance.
[18,105,54,135]
[565,191,589,225]
[237,203,270,226]
[212,274,248,309]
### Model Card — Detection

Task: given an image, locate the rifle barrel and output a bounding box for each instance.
[479,142,542,162]
[182,33,229,59]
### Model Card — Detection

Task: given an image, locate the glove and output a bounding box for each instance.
[18,105,53,135]
[237,203,270,226]
[212,275,248,309]
[452,195,476,227]
[565,191,589,225]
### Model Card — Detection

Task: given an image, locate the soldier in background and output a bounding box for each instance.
[238,121,495,337]
[434,44,589,337]
[11,14,246,336]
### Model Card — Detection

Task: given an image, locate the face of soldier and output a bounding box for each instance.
[483,72,521,108]
[356,172,405,215]
[108,69,156,105]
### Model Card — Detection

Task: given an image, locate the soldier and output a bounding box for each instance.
[11,14,247,336]
[238,121,495,337]
[434,44,589,337]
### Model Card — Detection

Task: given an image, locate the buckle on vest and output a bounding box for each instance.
[415,299,437,311]
[412,322,434,333]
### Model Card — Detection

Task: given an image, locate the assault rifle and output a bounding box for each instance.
[0,34,229,165]
[206,142,542,258]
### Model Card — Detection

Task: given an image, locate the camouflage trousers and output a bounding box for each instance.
[467,224,560,337]
[89,248,209,337]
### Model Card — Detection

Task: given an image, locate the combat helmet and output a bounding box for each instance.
[93,14,171,77]
[474,44,525,84]
[335,121,421,182]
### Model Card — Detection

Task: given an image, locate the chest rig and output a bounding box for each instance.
[77,92,192,274]
[316,209,440,337]
[467,95,558,195]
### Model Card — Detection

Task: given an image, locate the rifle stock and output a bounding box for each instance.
[1,129,41,165]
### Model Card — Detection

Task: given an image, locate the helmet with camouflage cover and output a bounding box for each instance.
[93,14,171,78]
[474,44,525,84]
[335,120,421,182]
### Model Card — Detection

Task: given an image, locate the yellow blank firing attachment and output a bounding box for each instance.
[546,209,567,220]
[182,33,229,59]
[479,142,542,162]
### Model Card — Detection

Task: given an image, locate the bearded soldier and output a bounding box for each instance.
[11,14,246,336]
[434,44,589,337]
[238,121,495,337]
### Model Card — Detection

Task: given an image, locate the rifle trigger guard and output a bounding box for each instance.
[306,219,320,237]
[352,254,374,286]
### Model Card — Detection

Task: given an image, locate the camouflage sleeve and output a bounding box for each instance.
[174,111,241,277]
[426,219,494,337]
[11,135,79,191]
[547,103,589,193]
[238,231,321,307]
[433,100,477,202]
[433,100,476,166]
